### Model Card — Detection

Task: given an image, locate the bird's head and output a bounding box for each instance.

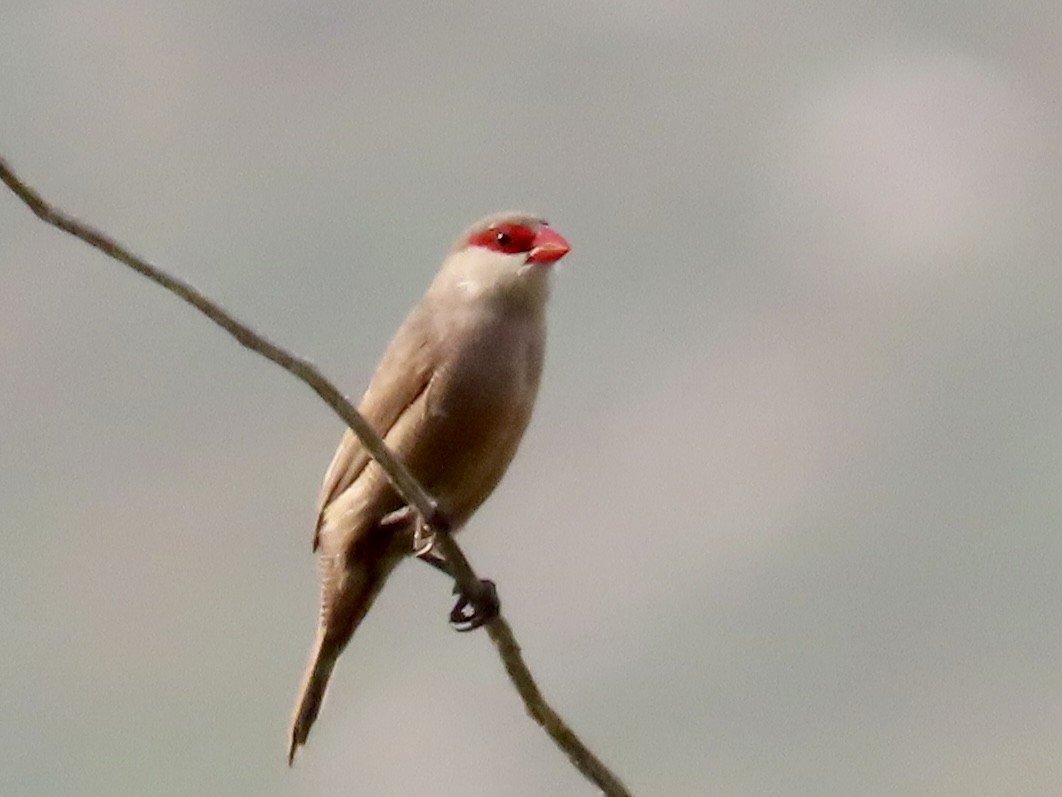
[437,212,571,308]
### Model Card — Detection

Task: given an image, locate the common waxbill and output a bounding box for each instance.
[288,212,571,763]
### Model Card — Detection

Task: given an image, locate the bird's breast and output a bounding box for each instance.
[410,310,546,521]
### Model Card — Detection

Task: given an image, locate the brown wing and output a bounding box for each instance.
[312,299,437,551]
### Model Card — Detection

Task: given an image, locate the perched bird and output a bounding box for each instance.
[288,212,571,763]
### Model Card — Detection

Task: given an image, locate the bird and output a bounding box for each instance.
[287,211,571,764]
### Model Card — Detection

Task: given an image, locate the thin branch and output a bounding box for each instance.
[485,618,633,795]
[0,156,632,797]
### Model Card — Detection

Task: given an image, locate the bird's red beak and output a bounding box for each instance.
[527,227,571,265]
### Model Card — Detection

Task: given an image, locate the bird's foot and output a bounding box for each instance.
[412,521,435,558]
[449,579,499,632]
[407,504,495,630]
[411,500,454,557]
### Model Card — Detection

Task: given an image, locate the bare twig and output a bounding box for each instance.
[0,156,632,797]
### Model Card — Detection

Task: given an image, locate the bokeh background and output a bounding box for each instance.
[3,2,1062,795]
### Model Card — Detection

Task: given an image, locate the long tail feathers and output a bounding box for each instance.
[287,555,397,765]
[288,629,340,765]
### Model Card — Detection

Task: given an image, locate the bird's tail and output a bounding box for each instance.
[287,556,397,765]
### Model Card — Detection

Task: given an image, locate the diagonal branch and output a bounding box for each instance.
[0,156,632,797]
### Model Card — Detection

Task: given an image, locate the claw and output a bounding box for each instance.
[411,501,453,557]
[449,579,499,632]
[412,521,435,558]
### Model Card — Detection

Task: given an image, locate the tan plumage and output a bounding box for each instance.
[288,212,570,763]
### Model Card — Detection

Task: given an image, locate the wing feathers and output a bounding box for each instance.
[312,301,437,550]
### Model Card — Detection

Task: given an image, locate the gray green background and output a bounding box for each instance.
[3,2,1061,795]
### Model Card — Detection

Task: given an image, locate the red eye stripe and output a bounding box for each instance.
[468,223,538,255]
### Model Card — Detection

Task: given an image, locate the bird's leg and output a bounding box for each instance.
[407,503,500,631]
[380,505,444,561]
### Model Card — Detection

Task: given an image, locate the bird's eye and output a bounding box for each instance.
[468,222,538,255]
[467,222,539,252]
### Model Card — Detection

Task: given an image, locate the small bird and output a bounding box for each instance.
[288,212,571,763]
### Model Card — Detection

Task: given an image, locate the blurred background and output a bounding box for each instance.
[2,2,1061,795]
